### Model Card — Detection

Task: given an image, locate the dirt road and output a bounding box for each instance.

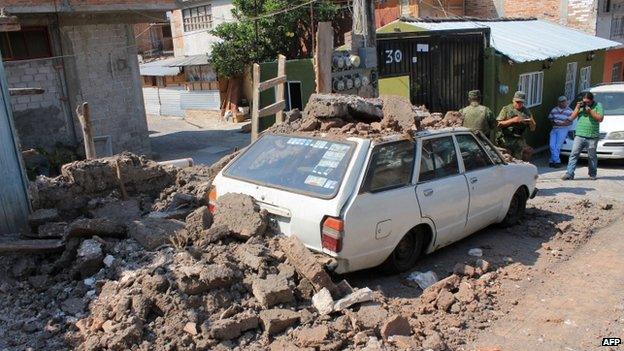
[471,219,624,351]
[346,156,624,350]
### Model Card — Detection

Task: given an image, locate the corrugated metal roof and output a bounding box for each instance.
[165,54,211,67]
[388,19,621,62]
[139,54,211,76]
[139,65,181,77]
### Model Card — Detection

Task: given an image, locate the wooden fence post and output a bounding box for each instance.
[315,22,333,94]
[251,63,261,141]
[76,102,96,159]
[251,56,288,141]
[275,55,286,124]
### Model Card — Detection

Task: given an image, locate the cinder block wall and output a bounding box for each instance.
[5,59,74,150]
[61,23,151,155]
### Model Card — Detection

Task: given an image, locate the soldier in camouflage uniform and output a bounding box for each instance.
[496,91,537,160]
[460,90,496,142]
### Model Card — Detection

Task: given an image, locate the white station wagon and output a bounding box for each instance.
[212,128,538,273]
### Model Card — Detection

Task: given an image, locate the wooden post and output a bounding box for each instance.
[251,63,261,141]
[76,102,96,159]
[275,54,286,124]
[315,22,333,94]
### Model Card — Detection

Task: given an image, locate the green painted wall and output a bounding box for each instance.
[379,75,410,98]
[258,58,315,130]
[486,51,606,147]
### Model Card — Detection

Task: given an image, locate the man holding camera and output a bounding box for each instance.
[562,92,604,180]
[496,91,537,160]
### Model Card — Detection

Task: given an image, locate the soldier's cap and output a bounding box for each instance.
[513,91,526,103]
[468,90,481,99]
[558,95,568,102]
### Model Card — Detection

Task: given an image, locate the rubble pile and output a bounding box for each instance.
[30,153,175,216]
[0,147,509,350]
[420,111,464,129]
[266,93,430,137]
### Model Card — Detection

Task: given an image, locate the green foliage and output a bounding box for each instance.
[210,0,339,78]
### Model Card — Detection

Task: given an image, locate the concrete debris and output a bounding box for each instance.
[28,208,60,230]
[333,287,375,311]
[213,193,268,239]
[128,217,185,250]
[380,315,411,340]
[252,274,294,308]
[259,308,300,335]
[279,236,339,296]
[74,239,104,278]
[407,270,439,290]
[468,248,483,257]
[103,255,115,268]
[67,218,126,239]
[33,222,67,239]
[312,288,334,315]
[89,198,142,225]
[208,311,259,340]
[294,325,329,347]
[1,158,617,351]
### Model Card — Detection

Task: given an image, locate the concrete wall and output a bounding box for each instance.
[60,22,151,155]
[170,0,235,57]
[5,58,75,150]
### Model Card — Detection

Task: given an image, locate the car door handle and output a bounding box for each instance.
[423,189,434,196]
[470,177,478,184]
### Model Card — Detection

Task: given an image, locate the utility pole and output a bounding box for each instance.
[253,0,260,61]
[310,3,315,58]
[352,0,376,48]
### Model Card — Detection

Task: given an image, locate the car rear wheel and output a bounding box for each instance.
[381,230,424,273]
[500,187,528,227]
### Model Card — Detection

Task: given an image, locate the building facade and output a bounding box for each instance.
[0,1,176,156]
[377,19,619,147]
[170,0,235,57]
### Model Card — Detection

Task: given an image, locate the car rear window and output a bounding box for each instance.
[224,134,355,198]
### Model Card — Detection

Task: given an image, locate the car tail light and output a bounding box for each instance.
[208,187,217,214]
[321,216,344,253]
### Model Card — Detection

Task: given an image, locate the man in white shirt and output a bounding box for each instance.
[548,96,573,168]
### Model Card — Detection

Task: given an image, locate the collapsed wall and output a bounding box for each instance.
[4,94,521,350]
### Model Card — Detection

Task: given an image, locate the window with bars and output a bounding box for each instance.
[182,5,213,32]
[611,17,624,38]
[579,66,592,91]
[0,27,52,61]
[517,71,543,108]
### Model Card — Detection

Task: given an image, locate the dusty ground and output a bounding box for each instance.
[346,155,624,350]
[2,94,623,351]
[147,115,250,166]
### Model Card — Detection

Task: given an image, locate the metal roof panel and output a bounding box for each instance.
[395,19,620,62]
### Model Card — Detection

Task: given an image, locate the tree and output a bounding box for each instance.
[210,0,339,78]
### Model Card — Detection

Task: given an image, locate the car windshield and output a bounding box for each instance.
[224,134,355,198]
[593,92,624,116]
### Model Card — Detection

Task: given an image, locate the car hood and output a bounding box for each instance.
[600,115,624,133]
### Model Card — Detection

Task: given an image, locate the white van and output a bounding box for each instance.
[212,128,538,273]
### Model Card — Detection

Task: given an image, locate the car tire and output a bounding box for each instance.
[500,187,528,227]
[381,229,424,273]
